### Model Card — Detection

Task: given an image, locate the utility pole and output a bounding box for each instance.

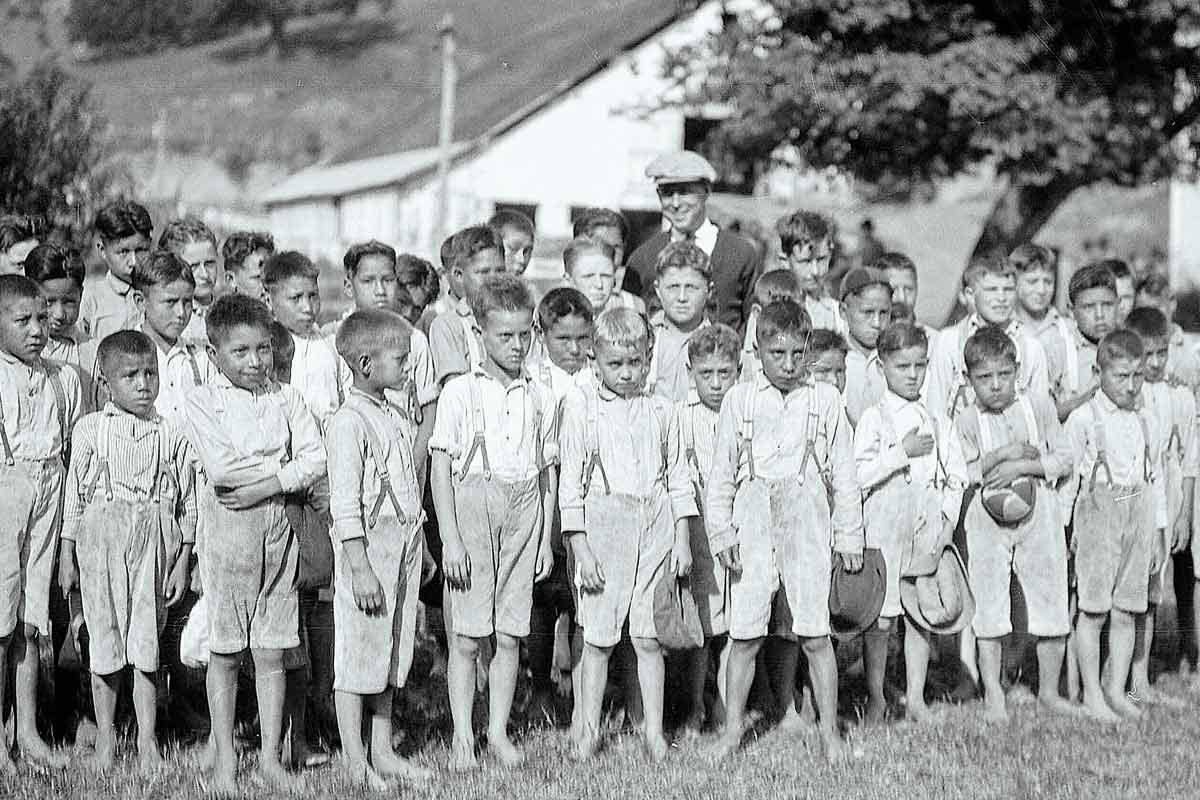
[436,13,456,251]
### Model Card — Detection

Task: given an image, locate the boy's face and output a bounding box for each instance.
[782,237,832,295]
[346,254,401,313]
[884,267,917,309]
[500,226,534,276]
[543,313,592,375]
[227,249,269,302]
[1070,286,1118,344]
[594,339,650,398]
[364,338,411,392]
[1140,335,1169,384]
[209,323,273,391]
[269,275,321,334]
[689,353,738,412]
[39,278,82,338]
[97,233,150,283]
[967,356,1018,413]
[568,252,616,312]
[759,330,809,394]
[180,240,220,306]
[589,225,625,267]
[138,278,195,345]
[965,273,1016,326]
[842,285,892,350]
[808,349,846,393]
[1015,268,1054,316]
[102,351,159,419]
[480,308,533,378]
[1115,277,1135,321]
[1099,355,1144,411]
[456,248,505,304]
[0,239,38,275]
[0,295,48,364]
[1134,290,1173,323]
[655,267,711,329]
[881,344,928,402]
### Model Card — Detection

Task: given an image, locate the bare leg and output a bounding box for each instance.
[977,637,1007,721]
[711,637,762,760]
[772,637,805,731]
[862,617,892,724]
[368,686,431,781]
[712,635,730,730]
[631,637,667,761]
[14,625,65,766]
[575,642,612,759]
[1104,610,1141,719]
[206,651,242,793]
[251,647,298,788]
[487,633,523,766]
[1075,612,1119,722]
[90,669,121,769]
[683,643,709,735]
[617,638,643,728]
[903,619,936,723]
[0,637,12,774]
[801,635,845,761]
[446,633,479,770]
[1065,594,1081,701]
[1034,636,1079,714]
[133,669,161,771]
[334,690,387,789]
[569,625,585,742]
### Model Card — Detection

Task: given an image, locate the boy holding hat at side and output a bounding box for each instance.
[839,267,893,427]
[954,325,1077,720]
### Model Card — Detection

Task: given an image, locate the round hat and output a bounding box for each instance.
[899,545,975,635]
[829,547,887,641]
[980,475,1037,525]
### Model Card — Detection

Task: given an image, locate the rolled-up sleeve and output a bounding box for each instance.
[428,378,467,461]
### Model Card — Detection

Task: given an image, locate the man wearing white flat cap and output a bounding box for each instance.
[623,151,759,331]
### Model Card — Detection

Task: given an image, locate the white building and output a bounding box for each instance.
[260,1,744,268]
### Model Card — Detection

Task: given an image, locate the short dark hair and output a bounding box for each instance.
[872,252,917,277]
[0,273,42,306]
[206,293,274,345]
[97,330,156,377]
[23,243,85,288]
[573,208,628,246]
[776,210,832,255]
[269,320,295,368]
[0,214,37,252]
[964,325,1018,373]
[94,201,152,242]
[335,309,413,366]
[877,321,928,358]
[488,209,535,239]
[1124,306,1170,341]
[537,287,594,333]
[753,269,802,306]
[1008,243,1055,274]
[756,298,811,344]
[687,323,740,365]
[222,231,275,273]
[655,241,711,281]
[1099,258,1132,280]
[1068,262,1118,305]
[962,255,1016,290]
[132,249,195,294]
[469,274,534,327]
[398,253,439,306]
[1097,329,1144,367]
[807,328,848,358]
[1135,272,1171,301]
[263,251,319,289]
[448,225,504,273]
[158,217,216,254]
[563,237,615,274]
[343,240,397,276]
[438,233,455,270]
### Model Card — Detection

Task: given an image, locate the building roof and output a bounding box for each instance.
[262,0,682,206]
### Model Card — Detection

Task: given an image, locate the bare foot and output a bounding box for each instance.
[373,751,432,783]
[1036,694,1084,716]
[489,733,525,768]
[682,711,705,740]
[448,738,478,772]
[256,759,305,792]
[344,758,390,792]
[778,705,808,734]
[74,718,98,750]
[863,697,887,726]
[981,697,1009,723]
[0,750,15,776]
[137,737,163,774]
[644,734,668,763]
[818,729,847,763]
[904,699,941,725]
[17,734,67,768]
[573,730,600,761]
[707,730,742,762]
[203,758,239,798]
[1106,692,1144,720]
[1081,694,1121,724]
[92,732,117,771]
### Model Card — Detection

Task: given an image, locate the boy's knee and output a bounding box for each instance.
[451,634,481,658]
[630,637,660,655]
[494,633,519,652]
[798,635,833,657]
[251,648,286,674]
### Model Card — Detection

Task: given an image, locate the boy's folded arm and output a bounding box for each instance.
[278,390,327,493]
[853,412,908,490]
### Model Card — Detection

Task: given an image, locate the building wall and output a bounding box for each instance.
[1171,179,1200,289]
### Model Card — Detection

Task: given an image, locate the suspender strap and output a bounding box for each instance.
[1088,400,1113,493]
[47,365,69,465]
[85,414,114,503]
[581,388,610,496]
[0,394,12,466]
[1055,316,1079,395]
[457,376,491,481]
[184,344,204,386]
[682,403,704,490]
[737,386,757,481]
[344,404,408,527]
[1137,411,1154,484]
[462,316,483,371]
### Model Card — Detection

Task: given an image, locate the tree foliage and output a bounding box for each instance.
[679,1,1200,263]
[0,60,121,239]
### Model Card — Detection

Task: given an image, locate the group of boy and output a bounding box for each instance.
[1,150,1198,791]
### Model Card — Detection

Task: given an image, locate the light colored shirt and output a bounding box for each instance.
[1065,390,1169,527]
[1041,315,1097,399]
[605,290,647,315]
[558,383,697,533]
[325,389,421,544]
[854,390,966,523]
[322,311,440,411]
[954,393,1070,486]
[677,390,720,512]
[527,351,596,404]
[153,339,217,423]
[428,297,484,387]
[287,328,352,430]
[181,308,208,348]
[44,327,89,368]
[671,218,720,257]
[79,272,142,342]
[648,312,708,403]
[61,404,197,544]
[843,342,885,427]
[927,315,1051,419]
[806,295,847,335]
[429,365,558,483]
[1168,323,1200,389]
[705,378,863,555]
[0,350,83,462]
[182,373,326,494]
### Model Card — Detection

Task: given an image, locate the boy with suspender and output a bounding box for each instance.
[428,226,506,388]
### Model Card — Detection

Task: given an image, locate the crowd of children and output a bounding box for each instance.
[3,154,1200,790]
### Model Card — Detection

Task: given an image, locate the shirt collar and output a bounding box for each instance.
[882,389,922,413]
[212,369,273,396]
[471,360,531,388]
[454,296,473,318]
[1096,388,1141,414]
[1171,323,1186,347]
[53,326,85,346]
[106,272,133,297]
